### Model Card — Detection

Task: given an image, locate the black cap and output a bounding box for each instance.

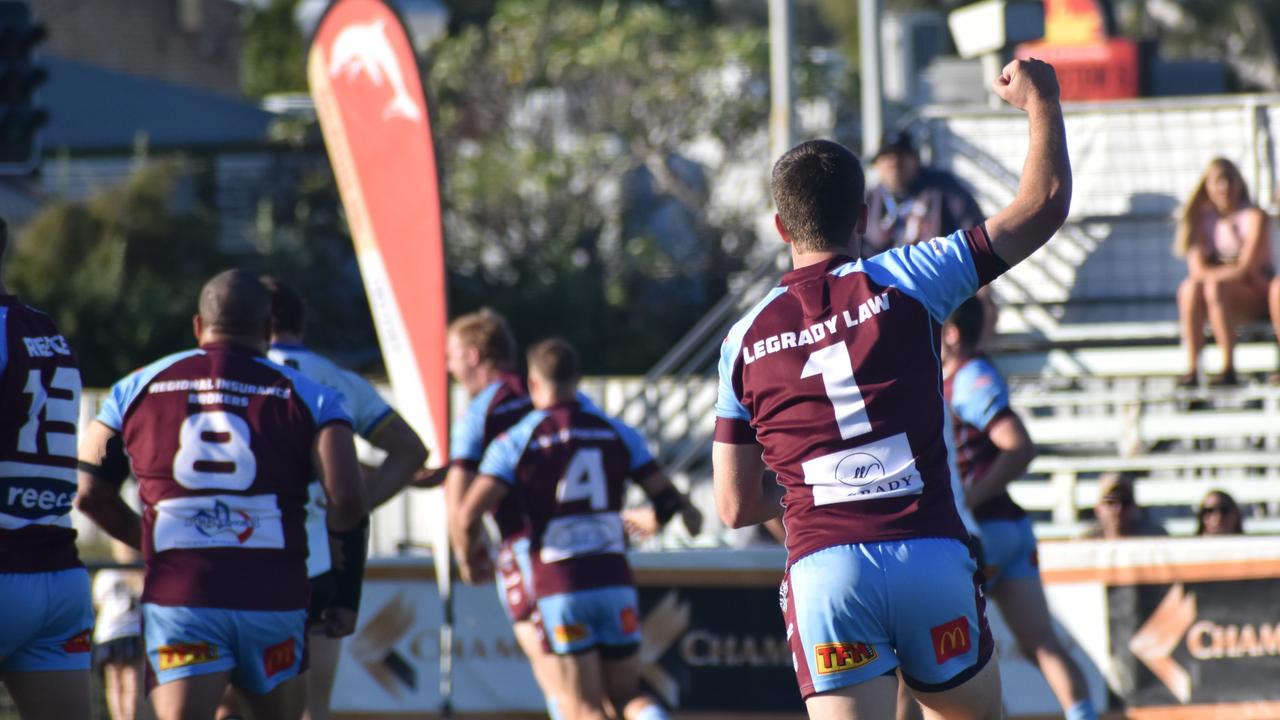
[874,130,916,160]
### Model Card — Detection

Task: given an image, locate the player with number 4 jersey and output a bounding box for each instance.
[714,59,1071,719]
[76,270,369,720]
[454,339,700,720]
[0,219,95,720]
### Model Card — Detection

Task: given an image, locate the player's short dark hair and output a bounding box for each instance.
[948,296,985,348]
[527,338,580,386]
[198,269,270,337]
[259,275,307,336]
[449,308,516,369]
[771,139,866,254]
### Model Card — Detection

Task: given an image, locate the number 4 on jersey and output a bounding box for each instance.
[556,448,607,510]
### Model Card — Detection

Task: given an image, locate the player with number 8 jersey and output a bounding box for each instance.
[77,270,369,720]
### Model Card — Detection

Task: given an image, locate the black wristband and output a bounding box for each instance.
[650,486,684,527]
[78,435,130,485]
[329,517,369,613]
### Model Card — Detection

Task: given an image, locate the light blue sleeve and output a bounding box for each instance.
[862,229,980,322]
[477,411,544,485]
[952,359,1011,431]
[450,382,500,463]
[606,417,655,472]
[714,334,751,422]
[96,350,203,430]
[269,362,354,429]
[330,367,394,438]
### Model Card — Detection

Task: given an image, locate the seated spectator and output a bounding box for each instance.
[1175,157,1272,387]
[1080,472,1168,539]
[1196,489,1245,535]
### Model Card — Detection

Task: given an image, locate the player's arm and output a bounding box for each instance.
[965,413,1037,510]
[983,58,1072,268]
[75,420,142,550]
[362,412,429,509]
[712,441,783,528]
[450,475,507,584]
[635,468,703,537]
[315,423,370,634]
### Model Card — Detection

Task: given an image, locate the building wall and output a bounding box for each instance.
[31,0,242,97]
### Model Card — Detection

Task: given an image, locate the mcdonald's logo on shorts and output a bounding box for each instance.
[931,617,972,664]
[263,638,297,678]
[813,641,877,675]
[157,642,219,671]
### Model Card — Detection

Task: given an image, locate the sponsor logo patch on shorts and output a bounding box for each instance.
[813,641,877,675]
[553,623,589,645]
[931,617,972,664]
[157,642,219,671]
[263,638,297,678]
[620,606,639,635]
[62,630,92,654]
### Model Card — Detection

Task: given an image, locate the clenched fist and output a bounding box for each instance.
[993,58,1060,111]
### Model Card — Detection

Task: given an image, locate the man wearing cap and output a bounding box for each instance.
[1080,472,1168,539]
[865,131,985,258]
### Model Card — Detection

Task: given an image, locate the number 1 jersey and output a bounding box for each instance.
[714,227,1008,566]
[97,343,352,610]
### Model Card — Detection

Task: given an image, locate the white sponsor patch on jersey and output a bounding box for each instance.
[539,512,625,564]
[800,432,922,506]
[153,494,285,552]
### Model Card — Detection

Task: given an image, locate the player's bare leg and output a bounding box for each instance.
[907,657,1003,720]
[993,577,1094,719]
[240,673,307,720]
[1177,277,1207,381]
[2,670,92,720]
[895,670,923,720]
[150,670,234,720]
[548,649,609,720]
[599,653,670,720]
[513,619,568,718]
[804,671,898,720]
[103,659,142,720]
[303,632,342,720]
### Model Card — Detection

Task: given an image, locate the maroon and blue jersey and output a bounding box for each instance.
[714,227,1008,566]
[0,296,83,573]
[96,343,351,611]
[943,354,1025,522]
[451,372,533,541]
[478,400,659,598]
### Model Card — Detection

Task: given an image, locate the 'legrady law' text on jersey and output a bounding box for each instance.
[479,401,659,598]
[0,296,83,573]
[714,227,1008,566]
[97,343,351,611]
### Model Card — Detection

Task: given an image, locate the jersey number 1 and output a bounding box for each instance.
[802,343,872,439]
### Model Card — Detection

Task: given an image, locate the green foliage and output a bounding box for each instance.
[242,0,308,99]
[7,160,225,386]
[429,0,769,372]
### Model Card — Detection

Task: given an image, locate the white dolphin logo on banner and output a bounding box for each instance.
[328,19,423,121]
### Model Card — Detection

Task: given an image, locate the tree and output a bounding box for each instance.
[242,0,308,99]
[428,0,770,372]
[6,160,226,386]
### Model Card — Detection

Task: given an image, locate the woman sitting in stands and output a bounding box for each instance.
[1176,157,1272,387]
[1195,489,1245,536]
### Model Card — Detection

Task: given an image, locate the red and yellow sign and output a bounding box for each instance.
[931,617,972,664]
[813,641,877,675]
[157,642,219,671]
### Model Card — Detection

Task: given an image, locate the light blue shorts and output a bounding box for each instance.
[537,585,641,657]
[978,517,1040,587]
[782,538,993,699]
[142,604,306,695]
[0,568,94,673]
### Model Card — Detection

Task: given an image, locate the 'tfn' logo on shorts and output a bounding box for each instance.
[931,617,972,664]
[62,630,92,654]
[157,642,219,671]
[620,606,639,635]
[813,642,877,675]
[263,638,297,678]
[553,624,589,645]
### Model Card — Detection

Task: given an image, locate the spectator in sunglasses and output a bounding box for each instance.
[1080,472,1168,539]
[1196,489,1245,535]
